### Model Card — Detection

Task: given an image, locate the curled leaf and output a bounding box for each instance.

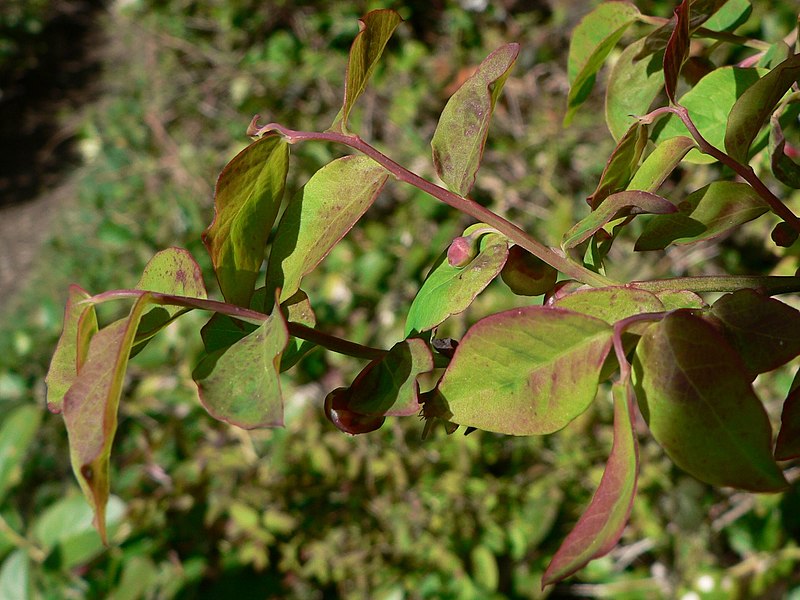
[663,0,690,104]
[588,123,649,209]
[626,136,696,193]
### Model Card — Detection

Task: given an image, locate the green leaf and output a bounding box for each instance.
[626,136,696,193]
[709,289,800,379]
[775,369,800,460]
[202,134,290,307]
[0,550,30,600]
[553,286,664,324]
[663,0,690,104]
[45,285,97,413]
[725,53,800,163]
[605,38,665,141]
[564,191,676,249]
[0,405,41,505]
[565,2,640,125]
[652,66,765,163]
[770,114,800,189]
[344,339,434,417]
[405,226,508,336]
[702,0,752,32]
[62,293,152,543]
[632,311,787,491]
[588,123,650,209]
[431,43,519,196]
[265,155,389,304]
[279,290,317,372]
[654,289,705,310]
[193,301,288,429]
[471,545,499,591]
[433,306,612,435]
[329,9,403,133]
[635,181,768,250]
[543,381,639,587]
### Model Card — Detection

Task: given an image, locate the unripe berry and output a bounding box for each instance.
[771,222,798,248]
[447,236,477,267]
[500,245,558,296]
[324,388,385,435]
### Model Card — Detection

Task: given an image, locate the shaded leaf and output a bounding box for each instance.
[329,9,403,133]
[553,286,664,324]
[626,136,695,192]
[634,0,730,60]
[725,53,800,163]
[280,290,317,372]
[565,1,640,125]
[635,181,767,250]
[0,405,41,505]
[605,38,665,141]
[588,123,649,209]
[45,285,97,414]
[564,191,676,249]
[701,0,751,31]
[709,289,800,378]
[770,114,800,189]
[200,313,258,355]
[431,43,519,196]
[542,381,639,587]
[775,369,800,460]
[632,310,787,491]
[202,134,289,307]
[193,301,288,429]
[653,66,765,163]
[266,155,389,304]
[433,306,612,435]
[62,293,153,543]
[344,339,434,417]
[405,226,508,336]
[663,0,690,104]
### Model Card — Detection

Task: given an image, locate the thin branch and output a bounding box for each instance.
[630,275,800,295]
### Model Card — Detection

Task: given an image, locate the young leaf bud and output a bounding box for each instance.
[771,222,798,248]
[324,387,385,435]
[500,245,558,296]
[447,236,477,267]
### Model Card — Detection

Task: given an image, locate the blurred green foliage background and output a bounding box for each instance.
[1,0,800,598]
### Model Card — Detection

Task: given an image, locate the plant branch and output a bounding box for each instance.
[630,275,800,295]
[254,121,616,288]
[87,290,387,360]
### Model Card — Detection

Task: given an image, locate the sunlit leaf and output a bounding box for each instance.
[701,0,751,31]
[635,181,767,250]
[588,123,649,209]
[202,134,289,307]
[405,226,508,336]
[62,293,153,543]
[0,405,41,505]
[265,155,389,304]
[564,1,640,125]
[626,136,695,192]
[654,289,705,310]
[770,114,800,189]
[709,289,800,378]
[553,286,664,324]
[329,9,403,133]
[652,66,765,163]
[542,381,639,587]
[45,285,97,414]
[725,53,800,163]
[193,301,288,429]
[605,38,664,141]
[632,310,787,491]
[0,550,30,600]
[431,43,519,196]
[775,369,800,460]
[663,0,690,104]
[564,191,675,249]
[433,307,612,435]
[344,339,434,417]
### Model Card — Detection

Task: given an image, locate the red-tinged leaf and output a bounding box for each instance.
[62,293,153,543]
[46,285,98,414]
[709,289,800,379]
[553,286,664,324]
[431,43,519,196]
[542,380,639,587]
[634,1,730,61]
[725,53,800,163]
[776,369,800,460]
[664,0,690,104]
[202,134,289,307]
[565,2,640,125]
[626,136,696,193]
[770,114,800,189]
[588,123,649,209]
[632,310,787,492]
[564,191,675,249]
[343,339,434,417]
[405,225,508,336]
[635,181,768,250]
[605,38,665,141]
[433,307,613,435]
[193,301,288,429]
[265,155,389,304]
[329,9,403,133]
